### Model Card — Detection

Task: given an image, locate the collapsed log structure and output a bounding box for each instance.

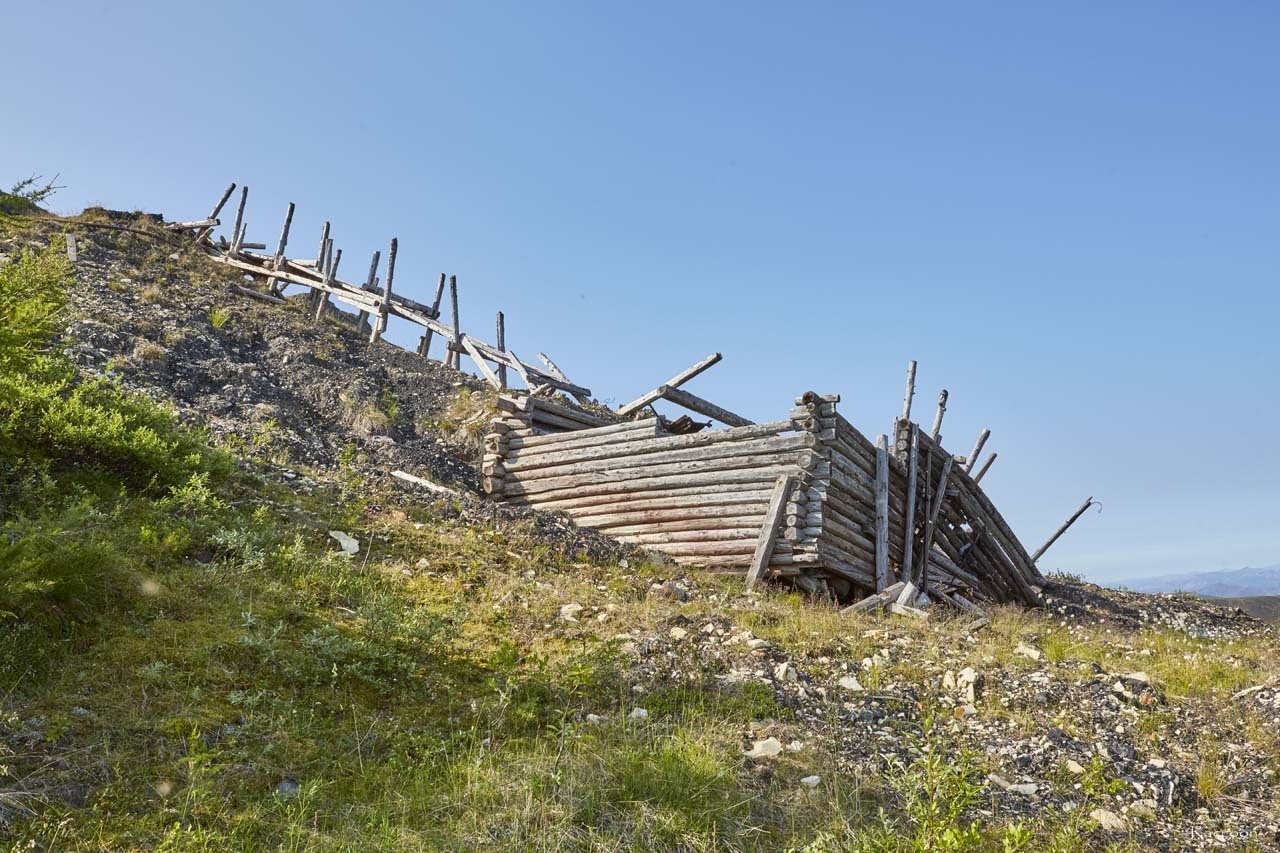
[168,184,1093,612]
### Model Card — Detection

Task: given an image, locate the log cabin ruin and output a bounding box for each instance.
[169,183,1093,616]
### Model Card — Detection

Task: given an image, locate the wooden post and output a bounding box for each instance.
[266,202,294,295]
[930,389,948,443]
[449,274,461,369]
[1030,497,1096,564]
[874,434,892,592]
[316,221,330,268]
[356,250,380,331]
[745,474,794,591]
[206,183,236,223]
[314,247,341,322]
[418,273,447,358]
[901,359,917,422]
[659,386,753,427]
[973,452,997,484]
[370,238,396,344]
[617,352,723,416]
[919,454,954,599]
[901,424,919,586]
[229,186,248,255]
[495,311,508,388]
[537,352,589,403]
[964,428,990,473]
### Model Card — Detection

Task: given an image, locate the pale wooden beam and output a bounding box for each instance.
[658,385,752,427]
[617,352,723,416]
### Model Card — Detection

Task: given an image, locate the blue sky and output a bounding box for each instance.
[6,2,1278,583]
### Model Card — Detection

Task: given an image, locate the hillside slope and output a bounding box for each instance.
[1,210,1278,851]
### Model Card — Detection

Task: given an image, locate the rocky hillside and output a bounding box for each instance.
[1,208,1278,851]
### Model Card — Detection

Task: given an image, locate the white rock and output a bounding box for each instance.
[669,626,688,640]
[773,662,797,682]
[800,775,821,788]
[942,670,956,690]
[1066,759,1086,775]
[1089,808,1128,831]
[585,714,604,725]
[957,667,977,687]
[744,737,783,759]
[1125,671,1151,683]
[746,638,770,650]
[327,530,359,555]
[837,675,863,691]
[559,603,583,622]
[1128,799,1158,819]
[628,708,649,721]
[1014,642,1042,661]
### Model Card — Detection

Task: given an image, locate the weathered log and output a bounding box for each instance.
[503,418,662,453]
[659,385,752,427]
[964,428,990,474]
[504,463,797,504]
[371,238,397,344]
[745,474,794,590]
[930,389,948,442]
[901,359,918,422]
[901,424,920,586]
[521,480,769,513]
[229,186,248,254]
[617,352,723,417]
[1030,497,1096,565]
[418,273,448,357]
[972,451,997,484]
[918,454,953,598]
[874,434,892,592]
[504,420,792,471]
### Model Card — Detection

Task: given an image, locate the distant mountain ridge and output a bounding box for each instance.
[1125,564,1280,597]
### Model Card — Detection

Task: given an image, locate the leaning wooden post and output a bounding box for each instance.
[370,238,396,344]
[355,247,378,330]
[972,451,997,484]
[930,389,948,442]
[314,247,340,322]
[229,187,248,255]
[745,474,795,591]
[495,311,508,388]
[266,202,294,294]
[901,359,918,422]
[901,424,920,586]
[206,183,236,223]
[918,454,954,598]
[418,273,447,358]
[448,274,461,369]
[964,428,991,473]
[874,434,892,592]
[1031,497,1097,564]
[316,222,330,268]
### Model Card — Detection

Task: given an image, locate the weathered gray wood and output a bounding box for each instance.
[930,389,948,442]
[206,183,236,223]
[902,424,920,586]
[972,451,997,484]
[371,238,397,343]
[617,352,723,417]
[874,434,892,592]
[446,274,461,369]
[265,202,295,294]
[316,221,330,269]
[418,273,447,357]
[524,480,767,513]
[229,186,248,254]
[1031,497,1096,564]
[505,420,791,469]
[509,434,812,483]
[504,463,798,503]
[964,428,990,473]
[495,311,508,388]
[356,250,380,329]
[65,233,77,262]
[901,359,917,421]
[918,454,953,598]
[745,474,795,590]
[504,348,533,389]
[503,418,661,452]
[462,337,502,388]
[659,385,752,427]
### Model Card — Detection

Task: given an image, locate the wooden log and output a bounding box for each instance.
[659,385,752,427]
[616,528,763,546]
[504,463,797,504]
[521,480,769,513]
[206,183,236,223]
[874,434,892,592]
[503,418,662,453]
[509,434,813,483]
[972,451,997,484]
[744,474,793,590]
[930,389,948,442]
[901,424,920,586]
[462,337,502,388]
[918,454,953,599]
[535,353,589,404]
[313,247,342,322]
[964,428,991,474]
[231,284,287,304]
[638,541,759,557]
[526,396,617,428]
[901,359,917,422]
[495,312,508,388]
[229,186,248,254]
[390,469,456,495]
[371,238,397,343]
[526,408,599,433]
[418,273,448,357]
[266,202,295,293]
[571,501,772,530]
[505,420,793,471]
[1030,497,1096,565]
[356,250,380,329]
[448,274,461,369]
[617,352,723,416]
[316,221,331,270]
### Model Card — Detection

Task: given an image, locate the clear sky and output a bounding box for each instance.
[6,2,1278,583]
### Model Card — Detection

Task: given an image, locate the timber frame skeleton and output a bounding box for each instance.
[169,184,1095,614]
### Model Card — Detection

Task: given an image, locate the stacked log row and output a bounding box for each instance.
[893,420,1043,606]
[487,412,825,575]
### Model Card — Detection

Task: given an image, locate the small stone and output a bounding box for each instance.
[746,638,770,650]
[669,626,688,640]
[328,530,359,555]
[1090,808,1128,831]
[942,670,956,690]
[773,662,797,683]
[1014,642,1042,661]
[628,708,649,721]
[1125,671,1151,683]
[745,737,783,759]
[585,714,604,725]
[800,774,821,788]
[274,778,300,799]
[1066,759,1086,775]
[1128,799,1158,819]
[837,675,863,691]
[559,603,583,622]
